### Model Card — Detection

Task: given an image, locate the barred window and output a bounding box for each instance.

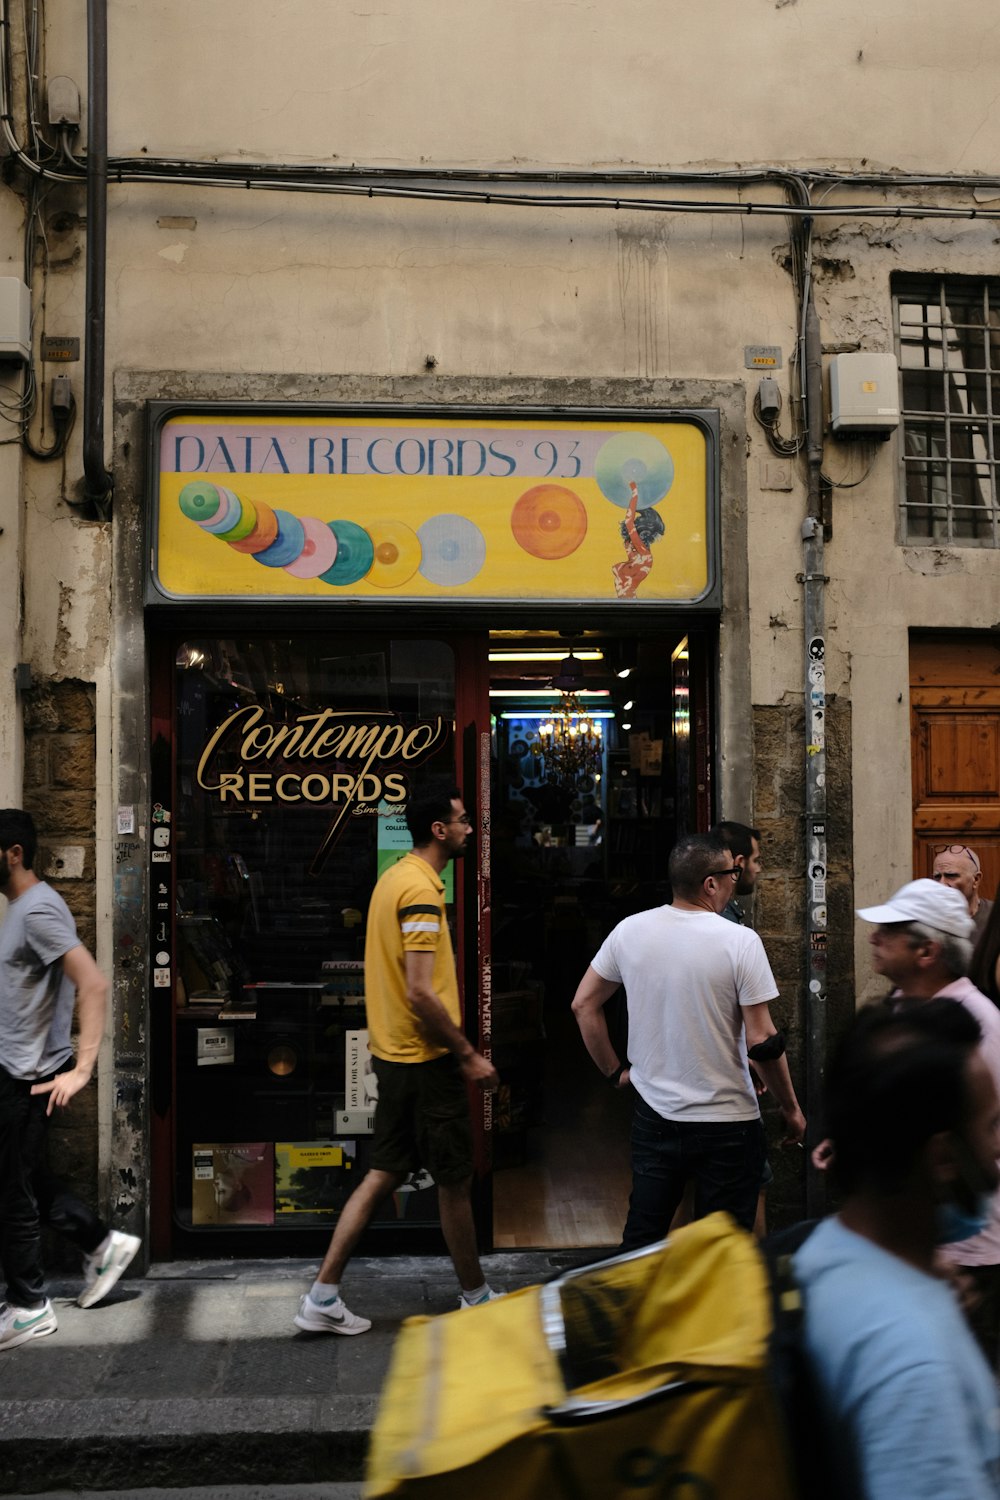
[893,275,1000,545]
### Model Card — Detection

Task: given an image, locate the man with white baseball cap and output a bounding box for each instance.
[856,877,1000,1369]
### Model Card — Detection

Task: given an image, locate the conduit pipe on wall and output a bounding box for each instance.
[799,226,828,1217]
[83,0,111,515]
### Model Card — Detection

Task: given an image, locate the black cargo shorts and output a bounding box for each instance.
[370,1053,474,1185]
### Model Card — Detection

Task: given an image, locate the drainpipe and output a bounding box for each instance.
[84,0,112,514]
[799,230,828,1219]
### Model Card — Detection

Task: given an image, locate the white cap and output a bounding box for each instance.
[856,878,974,941]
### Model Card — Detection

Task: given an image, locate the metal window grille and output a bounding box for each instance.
[893,276,1000,546]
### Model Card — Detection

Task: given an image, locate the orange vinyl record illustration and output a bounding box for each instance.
[366,520,422,588]
[510,484,588,560]
[228,501,279,555]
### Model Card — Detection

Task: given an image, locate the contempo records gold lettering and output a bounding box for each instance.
[195,706,449,874]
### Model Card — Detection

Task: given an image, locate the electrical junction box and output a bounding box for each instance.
[830,351,900,435]
[0,278,31,362]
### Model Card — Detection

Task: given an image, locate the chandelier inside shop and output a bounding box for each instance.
[529,652,604,790]
[532,695,603,789]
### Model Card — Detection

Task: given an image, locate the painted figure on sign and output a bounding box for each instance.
[612,481,665,599]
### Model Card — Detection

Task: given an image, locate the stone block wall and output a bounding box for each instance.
[749,694,854,1226]
[22,680,101,1263]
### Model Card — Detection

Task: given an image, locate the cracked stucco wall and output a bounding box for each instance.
[803,215,1000,1000]
[4,0,1000,1238]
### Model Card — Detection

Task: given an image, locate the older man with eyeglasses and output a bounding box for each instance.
[856,875,1000,1372]
[932,843,994,939]
[572,832,806,1250]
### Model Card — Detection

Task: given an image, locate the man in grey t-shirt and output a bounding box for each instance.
[0,809,140,1350]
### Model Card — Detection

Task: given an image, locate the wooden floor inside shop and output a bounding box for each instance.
[491,1004,632,1250]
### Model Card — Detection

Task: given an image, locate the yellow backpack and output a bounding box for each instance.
[367,1214,801,1500]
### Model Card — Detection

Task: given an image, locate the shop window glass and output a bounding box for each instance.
[170,635,455,1235]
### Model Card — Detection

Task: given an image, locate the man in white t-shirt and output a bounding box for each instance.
[856,876,1000,1369]
[571,832,806,1249]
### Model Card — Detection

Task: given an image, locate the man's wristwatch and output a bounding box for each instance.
[607,1060,630,1087]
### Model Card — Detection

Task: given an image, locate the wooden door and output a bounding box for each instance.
[910,634,1000,902]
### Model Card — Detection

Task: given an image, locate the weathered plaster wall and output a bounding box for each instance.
[5,0,1000,1228]
[38,0,1000,175]
[21,680,101,1255]
[806,217,1000,999]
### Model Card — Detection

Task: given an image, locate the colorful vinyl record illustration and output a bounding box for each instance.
[417,514,486,586]
[178,480,227,525]
[366,520,422,589]
[228,500,279,554]
[253,510,306,568]
[216,492,258,543]
[594,432,675,509]
[284,516,339,579]
[200,485,243,535]
[510,484,588,559]
[319,520,375,586]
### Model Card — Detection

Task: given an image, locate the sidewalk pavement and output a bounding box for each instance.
[0,1251,569,1496]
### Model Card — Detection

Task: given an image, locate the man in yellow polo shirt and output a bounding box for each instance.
[293,779,499,1336]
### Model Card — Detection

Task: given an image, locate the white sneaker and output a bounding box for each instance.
[458,1287,503,1310]
[0,1299,57,1349]
[293,1292,371,1336]
[78,1230,141,1309]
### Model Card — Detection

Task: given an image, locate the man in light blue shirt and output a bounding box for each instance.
[794,1001,1000,1499]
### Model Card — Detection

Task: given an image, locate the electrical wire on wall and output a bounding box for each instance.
[6,2,1000,213]
[752,382,804,457]
[4,0,1000,514]
[820,445,880,490]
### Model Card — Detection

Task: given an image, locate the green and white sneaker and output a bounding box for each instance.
[0,1299,57,1350]
[458,1286,503,1310]
[78,1230,141,1309]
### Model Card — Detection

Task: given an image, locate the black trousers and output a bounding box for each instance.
[0,1063,106,1308]
[622,1097,767,1251]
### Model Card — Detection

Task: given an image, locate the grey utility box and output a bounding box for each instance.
[830,351,900,434]
[0,278,31,362]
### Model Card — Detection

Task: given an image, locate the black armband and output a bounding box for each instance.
[747,1031,786,1062]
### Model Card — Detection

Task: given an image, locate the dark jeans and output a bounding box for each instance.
[621,1097,767,1251]
[0,1063,105,1308]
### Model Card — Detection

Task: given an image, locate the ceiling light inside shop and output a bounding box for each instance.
[623,700,634,711]
[500,710,616,719]
[617,667,631,678]
[489,688,610,698]
[488,649,604,663]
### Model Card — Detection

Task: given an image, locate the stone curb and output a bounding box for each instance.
[0,1398,377,1494]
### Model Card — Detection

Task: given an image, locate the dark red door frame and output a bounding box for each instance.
[148,631,176,1261]
[453,634,493,1240]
